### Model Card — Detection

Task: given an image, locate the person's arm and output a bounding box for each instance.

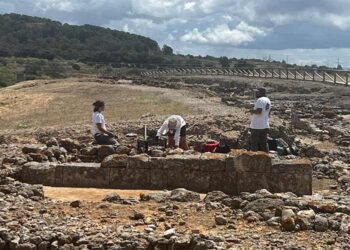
[157,121,168,137]
[248,99,264,115]
[95,114,114,137]
[96,124,114,137]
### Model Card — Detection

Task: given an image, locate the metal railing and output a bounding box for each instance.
[140,67,350,86]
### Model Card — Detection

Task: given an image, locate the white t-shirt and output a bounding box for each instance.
[157,115,186,146]
[250,97,271,129]
[92,112,106,135]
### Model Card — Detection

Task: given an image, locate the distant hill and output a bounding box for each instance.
[0,13,163,63]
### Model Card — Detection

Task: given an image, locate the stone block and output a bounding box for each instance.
[62,163,109,188]
[185,170,210,193]
[21,162,62,186]
[236,172,270,194]
[271,159,312,174]
[220,157,237,195]
[149,157,166,169]
[182,154,202,170]
[233,151,271,173]
[97,145,115,161]
[199,153,227,172]
[164,155,185,170]
[101,154,128,168]
[128,154,150,169]
[110,168,150,189]
[150,168,168,189]
[277,173,312,196]
[167,169,189,190]
[209,171,227,191]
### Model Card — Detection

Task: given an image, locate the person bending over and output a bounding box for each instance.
[157,115,189,150]
[248,88,271,152]
[92,100,117,145]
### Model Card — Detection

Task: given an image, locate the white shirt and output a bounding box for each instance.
[250,97,271,129]
[157,115,186,146]
[92,112,106,135]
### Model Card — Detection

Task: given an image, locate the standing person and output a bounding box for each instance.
[248,88,271,152]
[92,100,118,145]
[157,115,189,150]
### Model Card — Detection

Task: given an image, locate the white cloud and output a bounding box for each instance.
[184,2,196,11]
[3,0,350,66]
[180,22,269,46]
[34,0,78,12]
[131,0,185,18]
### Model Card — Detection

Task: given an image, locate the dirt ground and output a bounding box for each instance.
[0,78,193,130]
[44,187,167,202]
[0,77,285,132]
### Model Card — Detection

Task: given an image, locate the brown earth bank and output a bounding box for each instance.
[0,76,349,249]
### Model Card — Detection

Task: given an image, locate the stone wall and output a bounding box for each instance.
[20,151,312,196]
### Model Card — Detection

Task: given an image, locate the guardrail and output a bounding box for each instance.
[140,67,349,86]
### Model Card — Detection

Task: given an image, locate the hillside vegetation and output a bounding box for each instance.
[0,14,162,64]
[0,13,337,88]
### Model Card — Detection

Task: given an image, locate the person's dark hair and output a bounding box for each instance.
[257,88,267,97]
[93,100,104,112]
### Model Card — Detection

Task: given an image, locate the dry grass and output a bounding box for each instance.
[0,78,192,130]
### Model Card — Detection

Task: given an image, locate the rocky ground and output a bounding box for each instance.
[0,75,349,249]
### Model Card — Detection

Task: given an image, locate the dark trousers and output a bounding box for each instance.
[250,129,269,152]
[94,134,117,145]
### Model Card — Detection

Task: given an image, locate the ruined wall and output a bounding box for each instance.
[20,151,312,196]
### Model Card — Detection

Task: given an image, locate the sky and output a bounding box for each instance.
[1,0,350,67]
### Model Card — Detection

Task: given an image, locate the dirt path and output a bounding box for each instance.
[44,186,159,202]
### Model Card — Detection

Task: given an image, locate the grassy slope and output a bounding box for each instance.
[0,79,192,130]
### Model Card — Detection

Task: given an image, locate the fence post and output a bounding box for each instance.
[303,70,306,81]
[294,69,297,80]
[323,71,325,82]
[346,72,349,85]
[279,68,281,79]
[312,71,315,81]
[286,69,289,79]
[334,71,337,84]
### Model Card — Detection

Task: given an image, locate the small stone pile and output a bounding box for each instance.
[202,189,350,234]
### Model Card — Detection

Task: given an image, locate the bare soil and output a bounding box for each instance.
[0,78,193,130]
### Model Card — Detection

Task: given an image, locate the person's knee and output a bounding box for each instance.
[107,138,117,145]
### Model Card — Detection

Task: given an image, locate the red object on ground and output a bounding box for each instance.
[203,142,219,152]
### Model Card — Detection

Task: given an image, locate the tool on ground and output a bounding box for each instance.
[137,127,167,154]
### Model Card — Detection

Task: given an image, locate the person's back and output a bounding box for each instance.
[248,88,271,152]
[250,96,271,130]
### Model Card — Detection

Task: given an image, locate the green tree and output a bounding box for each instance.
[219,56,230,68]
[162,44,173,55]
[44,60,66,78]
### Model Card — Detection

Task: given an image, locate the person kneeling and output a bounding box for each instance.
[92,100,118,145]
[157,115,189,150]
